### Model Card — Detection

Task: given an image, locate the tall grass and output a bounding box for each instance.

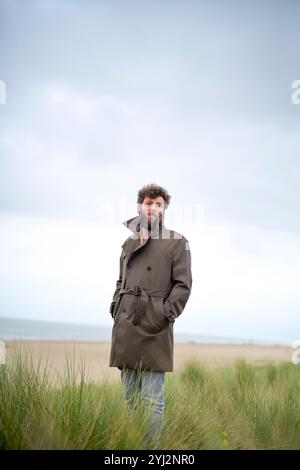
[1,345,300,450]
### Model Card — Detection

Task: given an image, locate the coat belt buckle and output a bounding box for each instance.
[134,285,142,296]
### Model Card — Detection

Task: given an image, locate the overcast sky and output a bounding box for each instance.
[0,0,300,344]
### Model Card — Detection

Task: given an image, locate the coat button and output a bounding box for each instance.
[123,308,126,312]
[146,265,151,271]
[127,264,131,270]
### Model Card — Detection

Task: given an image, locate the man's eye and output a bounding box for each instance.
[146,202,161,207]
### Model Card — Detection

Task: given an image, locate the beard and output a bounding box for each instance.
[139,212,162,232]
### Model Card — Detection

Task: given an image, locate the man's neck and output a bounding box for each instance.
[139,226,150,245]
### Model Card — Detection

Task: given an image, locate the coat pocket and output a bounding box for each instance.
[150,297,169,333]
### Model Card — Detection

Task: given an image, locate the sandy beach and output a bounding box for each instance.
[3,340,293,386]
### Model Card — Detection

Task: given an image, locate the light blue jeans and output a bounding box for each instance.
[121,368,165,449]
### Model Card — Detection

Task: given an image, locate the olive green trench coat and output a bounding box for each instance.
[108,215,192,372]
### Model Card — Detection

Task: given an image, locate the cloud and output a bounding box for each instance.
[1,81,299,236]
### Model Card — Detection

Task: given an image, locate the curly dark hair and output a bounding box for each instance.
[137,183,171,208]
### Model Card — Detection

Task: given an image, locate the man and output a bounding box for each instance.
[109,183,192,449]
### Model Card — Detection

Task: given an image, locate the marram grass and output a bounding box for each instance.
[1,344,300,450]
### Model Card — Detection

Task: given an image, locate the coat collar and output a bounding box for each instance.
[121,215,146,257]
[121,214,170,255]
[122,214,168,237]
[122,215,141,237]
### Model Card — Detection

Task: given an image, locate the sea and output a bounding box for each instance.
[0,317,289,346]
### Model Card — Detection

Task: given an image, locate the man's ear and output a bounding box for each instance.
[137,203,142,214]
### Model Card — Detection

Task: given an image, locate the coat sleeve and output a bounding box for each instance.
[109,248,125,318]
[163,237,192,323]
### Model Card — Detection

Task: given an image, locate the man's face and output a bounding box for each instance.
[138,196,165,230]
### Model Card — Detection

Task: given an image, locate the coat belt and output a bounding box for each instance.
[119,286,167,298]
[118,285,171,326]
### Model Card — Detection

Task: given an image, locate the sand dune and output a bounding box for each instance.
[3,340,293,386]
